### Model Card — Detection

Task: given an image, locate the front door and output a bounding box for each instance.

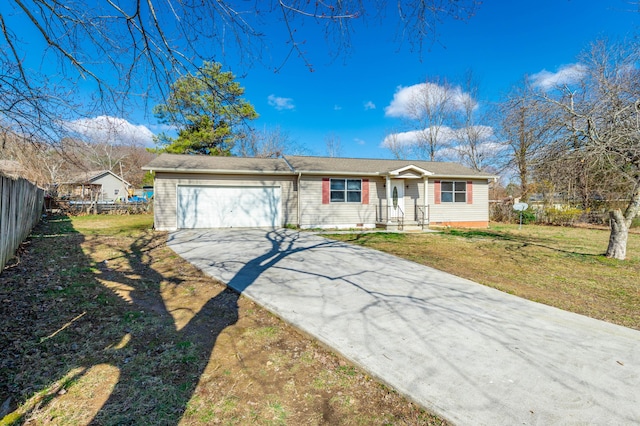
[389,179,405,220]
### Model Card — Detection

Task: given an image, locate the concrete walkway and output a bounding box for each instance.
[168,228,640,425]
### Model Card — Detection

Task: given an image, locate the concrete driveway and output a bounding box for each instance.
[168,228,640,425]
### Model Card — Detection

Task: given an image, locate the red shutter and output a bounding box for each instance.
[434,180,441,204]
[322,178,330,204]
[362,179,369,204]
[467,181,473,204]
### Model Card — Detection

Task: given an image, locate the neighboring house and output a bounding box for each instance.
[143,154,498,231]
[59,170,131,202]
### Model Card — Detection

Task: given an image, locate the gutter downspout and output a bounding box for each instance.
[148,169,158,230]
[385,174,392,224]
[423,175,428,229]
[297,172,302,227]
[282,156,301,228]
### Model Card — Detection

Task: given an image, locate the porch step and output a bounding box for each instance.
[402,221,424,232]
[376,220,425,231]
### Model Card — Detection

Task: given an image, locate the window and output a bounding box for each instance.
[330,178,361,202]
[441,181,466,203]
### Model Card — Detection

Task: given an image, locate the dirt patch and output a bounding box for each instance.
[1,215,447,425]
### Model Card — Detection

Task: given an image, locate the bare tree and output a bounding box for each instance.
[325,133,342,157]
[236,126,296,158]
[1,1,479,144]
[498,78,558,201]
[405,77,457,161]
[0,130,70,188]
[453,71,502,172]
[60,115,156,186]
[542,38,640,259]
[381,129,412,160]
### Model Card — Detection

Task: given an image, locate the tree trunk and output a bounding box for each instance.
[606,209,628,260]
[606,182,640,260]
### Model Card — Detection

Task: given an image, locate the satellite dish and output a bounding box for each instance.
[513,202,528,211]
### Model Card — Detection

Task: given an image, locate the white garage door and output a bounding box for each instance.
[177,185,281,228]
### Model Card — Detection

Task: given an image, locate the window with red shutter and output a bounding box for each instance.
[322,178,330,204]
[362,179,369,204]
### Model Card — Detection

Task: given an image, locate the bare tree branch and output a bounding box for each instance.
[1,0,480,145]
[536,37,640,259]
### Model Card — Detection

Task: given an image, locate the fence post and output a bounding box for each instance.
[0,175,44,273]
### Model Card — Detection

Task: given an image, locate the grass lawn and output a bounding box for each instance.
[328,224,640,330]
[0,214,443,425]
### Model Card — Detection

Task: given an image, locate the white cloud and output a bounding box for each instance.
[354,138,366,145]
[464,125,495,140]
[384,82,475,119]
[380,126,458,149]
[477,140,505,155]
[65,115,154,145]
[380,125,495,149]
[334,104,342,111]
[379,129,426,149]
[385,84,421,118]
[268,94,295,111]
[529,63,587,91]
[364,101,376,110]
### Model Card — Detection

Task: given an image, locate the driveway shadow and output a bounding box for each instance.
[1,221,345,425]
[1,217,240,424]
[167,227,640,425]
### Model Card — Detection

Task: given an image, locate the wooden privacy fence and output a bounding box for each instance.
[0,175,44,272]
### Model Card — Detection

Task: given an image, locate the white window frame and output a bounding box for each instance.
[330,178,362,203]
[441,180,467,203]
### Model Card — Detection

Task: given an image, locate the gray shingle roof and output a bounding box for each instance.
[143,153,496,178]
[143,154,293,174]
[284,156,496,178]
[62,170,130,185]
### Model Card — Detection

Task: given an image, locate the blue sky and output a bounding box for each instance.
[3,1,639,160]
[237,0,639,159]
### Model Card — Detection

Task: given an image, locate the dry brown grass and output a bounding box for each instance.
[1,215,445,425]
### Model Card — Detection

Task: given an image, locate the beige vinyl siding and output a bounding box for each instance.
[93,173,128,202]
[373,180,386,221]
[371,179,424,221]
[371,180,425,223]
[428,179,490,224]
[404,180,422,222]
[153,172,297,231]
[299,176,379,228]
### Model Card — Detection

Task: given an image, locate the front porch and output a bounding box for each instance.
[375,200,428,231]
[375,170,430,231]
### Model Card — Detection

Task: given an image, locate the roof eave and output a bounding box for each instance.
[430,174,499,180]
[142,166,499,180]
[294,170,382,177]
[144,167,295,175]
[388,165,434,176]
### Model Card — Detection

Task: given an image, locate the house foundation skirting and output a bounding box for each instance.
[429,221,489,228]
[300,223,377,230]
[376,220,424,232]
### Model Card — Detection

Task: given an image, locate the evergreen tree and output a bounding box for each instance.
[153,62,258,155]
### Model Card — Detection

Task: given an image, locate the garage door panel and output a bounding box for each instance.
[178,186,281,229]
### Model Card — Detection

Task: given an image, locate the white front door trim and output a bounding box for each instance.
[389,179,405,220]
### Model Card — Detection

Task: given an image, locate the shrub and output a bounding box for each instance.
[542,207,583,226]
[519,208,537,224]
[490,203,515,223]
